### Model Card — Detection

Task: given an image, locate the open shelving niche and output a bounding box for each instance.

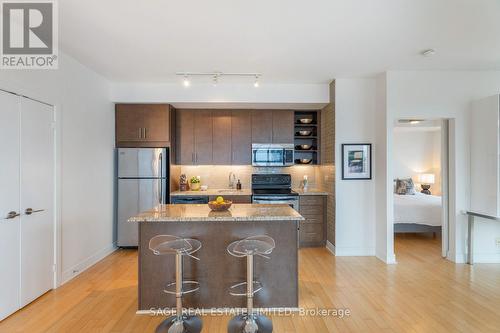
[294,110,320,165]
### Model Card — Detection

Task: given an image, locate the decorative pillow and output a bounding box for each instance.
[395,178,416,195]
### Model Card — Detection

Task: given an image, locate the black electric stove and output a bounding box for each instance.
[251,174,299,209]
[251,174,298,196]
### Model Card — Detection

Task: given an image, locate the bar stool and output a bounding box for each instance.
[227,235,275,333]
[149,235,203,333]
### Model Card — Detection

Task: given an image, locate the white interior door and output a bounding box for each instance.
[0,91,21,320]
[19,97,55,307]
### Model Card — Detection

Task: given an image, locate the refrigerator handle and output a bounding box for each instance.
[158,152,163,204]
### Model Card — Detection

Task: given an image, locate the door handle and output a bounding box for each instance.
[158,153,163,204]
[5,211,20,219]
[144,127,147,139]
[25,208,44,215]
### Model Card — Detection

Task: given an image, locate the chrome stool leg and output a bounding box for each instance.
[149,235,202,333]
[227,235,274,333]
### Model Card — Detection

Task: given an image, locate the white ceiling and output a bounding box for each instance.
[60,0,500,84]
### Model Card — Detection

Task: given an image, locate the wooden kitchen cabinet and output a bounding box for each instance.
[299,195,326,247]
[231,110,252,165]
[272,110,294,143]
[251,110,294,144]
[251,110,273,143]
[115,104,171,147]
[212,110,232,165]
[176,110,195,164]
[194,110,213,164]
[176,109,213,165]
[175,108,295,165]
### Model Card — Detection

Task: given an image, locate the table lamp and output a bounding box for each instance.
[418,173,435,195]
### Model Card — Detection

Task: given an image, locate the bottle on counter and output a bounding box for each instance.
[302,175,309,191]
[236,179,242,190]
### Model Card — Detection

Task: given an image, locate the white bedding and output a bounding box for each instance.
[393,193,442,226]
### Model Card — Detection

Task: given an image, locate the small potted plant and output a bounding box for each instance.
[189,176,201,191]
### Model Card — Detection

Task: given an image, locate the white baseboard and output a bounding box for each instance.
[375,251,397,264]
[335,246,375,257]
[326,240,335,255]
[61,242,117,284]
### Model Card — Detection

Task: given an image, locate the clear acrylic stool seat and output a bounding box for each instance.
[227,235,275,333]
[149,235,202,333]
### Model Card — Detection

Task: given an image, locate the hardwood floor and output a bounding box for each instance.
[1,235,499,333]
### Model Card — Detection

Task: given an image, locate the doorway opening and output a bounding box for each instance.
[392,119,449,261]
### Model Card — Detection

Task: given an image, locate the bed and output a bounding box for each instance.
[393,192,442,234]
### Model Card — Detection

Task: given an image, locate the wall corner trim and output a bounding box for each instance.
[326,240,336,255]
[61,242,117,285]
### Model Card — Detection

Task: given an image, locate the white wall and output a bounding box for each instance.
[386,71,500,263]
[110,82,329,105]
[0,52,115,283]
[393,128,442,195]
[334,78,377,256]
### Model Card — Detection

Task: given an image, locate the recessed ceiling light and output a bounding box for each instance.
[183,75,190,87]
[421,49,436,57]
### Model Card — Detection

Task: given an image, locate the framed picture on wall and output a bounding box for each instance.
[342,143,372,180]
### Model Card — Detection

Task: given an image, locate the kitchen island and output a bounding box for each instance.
[129,204,303,311]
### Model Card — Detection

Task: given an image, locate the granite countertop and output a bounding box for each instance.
[128,204,304,222]
[293,188,329,196]
[170,189,252,196]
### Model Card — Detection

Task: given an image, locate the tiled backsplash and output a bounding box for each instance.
[172,165,323,190]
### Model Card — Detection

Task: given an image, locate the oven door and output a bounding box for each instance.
[252,195,299,211]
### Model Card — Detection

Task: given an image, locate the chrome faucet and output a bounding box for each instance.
[228,172,236,189]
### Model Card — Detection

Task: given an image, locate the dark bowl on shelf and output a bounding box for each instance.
[296,158,312,164]
[297,144,312,150]
[297,130,312,136]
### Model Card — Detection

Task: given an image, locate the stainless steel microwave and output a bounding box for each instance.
[252,144,294,167]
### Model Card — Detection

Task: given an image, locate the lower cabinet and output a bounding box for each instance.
[208,195,252,204]
[299,195,326,247]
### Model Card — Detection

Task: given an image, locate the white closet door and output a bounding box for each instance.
[19,97,55,307]
[0,91,21,320]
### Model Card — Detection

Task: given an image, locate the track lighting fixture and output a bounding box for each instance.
[176,72,262,87]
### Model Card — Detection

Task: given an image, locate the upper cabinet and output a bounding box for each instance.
[231,110,252,165]
[251,110,294,144]
[272,110,295,143]
[212,110,232,165]
[174,109,299,165]
[194,110,213,165]
[176,110,213,165]
[251,110,273,143]
[115,104,172,147]
[176,109,195,164]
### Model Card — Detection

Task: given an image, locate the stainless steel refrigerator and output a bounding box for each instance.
[117,148,169,247]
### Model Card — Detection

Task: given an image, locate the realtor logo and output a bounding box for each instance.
[1,0,58,69]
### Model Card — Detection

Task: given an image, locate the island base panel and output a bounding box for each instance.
[138,220,298,310]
